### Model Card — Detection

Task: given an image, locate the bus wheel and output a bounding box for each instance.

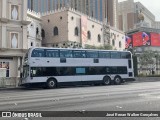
[103,76,111,85]
[47,79,57,89]
[114,76,121,85]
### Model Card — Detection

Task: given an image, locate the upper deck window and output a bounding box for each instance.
[73,50,86,58]
[86,51,98,58]
[110,52,121,59]
[46,49,59,57]
[31,49,45,57]
[60,50,73,58]
[99,51,110,58]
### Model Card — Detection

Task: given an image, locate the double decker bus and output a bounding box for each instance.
[20,47,135,88]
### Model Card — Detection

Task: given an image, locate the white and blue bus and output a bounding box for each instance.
[20,47,135,88]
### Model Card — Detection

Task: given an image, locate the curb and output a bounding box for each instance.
[0,87,22,90]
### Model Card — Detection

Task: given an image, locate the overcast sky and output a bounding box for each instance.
[118,0,160,21]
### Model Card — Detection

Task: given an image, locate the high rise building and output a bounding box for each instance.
[28,0,117,27]
[118,0,155,32]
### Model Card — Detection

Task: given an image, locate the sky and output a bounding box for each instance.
[118,0,160,21]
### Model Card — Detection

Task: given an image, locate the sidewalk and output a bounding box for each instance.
[135,77,160,82]
[0,86,22,90]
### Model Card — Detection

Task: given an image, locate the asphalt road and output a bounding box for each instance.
[1,81,160,120]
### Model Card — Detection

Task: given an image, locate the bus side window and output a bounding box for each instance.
[99,51,110,58]
[106,67,111,74]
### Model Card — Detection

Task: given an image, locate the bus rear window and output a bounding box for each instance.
[121,52,131,59]
[31,49,45,57]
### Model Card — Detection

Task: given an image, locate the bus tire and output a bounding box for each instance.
[114,76,121,85]
[103,76,111,85]
[47,79,57,89]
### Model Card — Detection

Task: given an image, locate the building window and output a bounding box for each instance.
[119,41,122,48]
[0,62,10,77]
[53,26,59,36]
[75,27,79,36]
[31,42,33,47]
[98,34,101,43]
[41,29,45,38]
[71,16,74,20]
[87,31,91,40]
[112,39,115,46]
[36,27,39,35]
[11,33,18,48]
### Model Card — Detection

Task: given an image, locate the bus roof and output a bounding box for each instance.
[29,47,130,53]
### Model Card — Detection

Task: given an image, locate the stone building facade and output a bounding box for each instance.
[41,8,125,50]
[0,0,30,87]
[28,0,118,28]
[27,10,42,48]
[0,1,42,87]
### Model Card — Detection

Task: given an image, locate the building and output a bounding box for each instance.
[28,0,117,27]
[153,21,160,29]
[0,0,30,87]
[110,26,125,50]
[41,8,125,51]
[27,10,42,48]
[118,0,155,32]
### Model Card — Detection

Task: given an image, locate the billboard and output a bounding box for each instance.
[126,31,160,48]
[132,32,150,47]
[125,36,132,49]
[150,33,160,46]
[132,32,143,47]
[81,16,87,43]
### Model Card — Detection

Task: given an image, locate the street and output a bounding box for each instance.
[1,81,160,120]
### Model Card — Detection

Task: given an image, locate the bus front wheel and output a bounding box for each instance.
[103,76,111,85]
[47,79,57,89]
[114,76,121,85]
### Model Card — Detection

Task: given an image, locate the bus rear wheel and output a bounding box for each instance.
[103,76,111,85]
[114,76,121,85]
[47,79,57,89]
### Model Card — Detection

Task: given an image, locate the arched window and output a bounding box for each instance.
[53,26,59,36]
[75,27,79,36]
[36,27,39,35]
[41,29,45,38]
[87,31,91,40]
[119,41,122,48]
[98,34,101,42]
[112,39,115,46]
